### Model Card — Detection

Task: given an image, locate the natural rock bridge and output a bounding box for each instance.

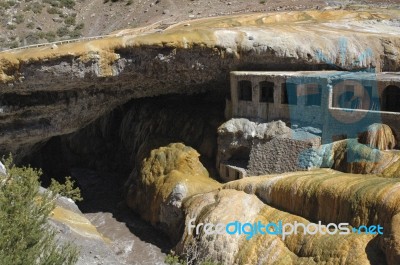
[1,9,400,157]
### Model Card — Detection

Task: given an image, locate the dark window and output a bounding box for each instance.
[335,85,361,109]
[364,86,372,99]
[235,171,240,180]
[364,85,380,110]
[281,82,297,105]
[382,85,400,112]
[259,81,274,103]
[238,80,252,101]
[305,84,322,106]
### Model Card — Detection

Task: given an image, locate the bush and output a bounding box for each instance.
[165,251,221,265]
[69,29,81,38]
[49,176,82,202]
[43,31,56,42]
[64,16,76,26]
[15,14,24,24]
[56,26,69,37]
[25,33,40,45]
[26,22,35,29]
[47,7,61,14]
[7,0,16,6]
[59,0,75,8]
[0,156,79,265]
[75,22,84,30]
[30,2,44,14]
[43,0,61,7]
[9,41,19,49]
[0,2,10,9]
[6,24,16,30]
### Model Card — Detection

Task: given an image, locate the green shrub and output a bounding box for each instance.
[59,0,75,8]
[165,251,221,265]
[25,33,40,45]
[49,176,82,202]
[15,14,24,24]
[7,0,16,7]
[47,7,61,14]
[6,24,16,30]
[64,16,76,26]
[0,2,10,9]
[165,252,186,265]
[43,0,61,7]
[56,26,69,37]
[0,156,79,265]
[75,22,84,30]
[43,31,56,42]
[23,5,31,12]
[69,29,81,38]
[26,22,35,29]
[30,2,44,14]
[9,41,19,49]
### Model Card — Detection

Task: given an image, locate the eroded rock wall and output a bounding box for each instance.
[1,10,400,156]
[22,93,225,182]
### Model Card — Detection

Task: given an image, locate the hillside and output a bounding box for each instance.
[1,0,400,50]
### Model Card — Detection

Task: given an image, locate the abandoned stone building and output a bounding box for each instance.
[219,71,400,181]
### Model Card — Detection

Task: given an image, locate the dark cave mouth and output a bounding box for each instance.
[21,91,227,206]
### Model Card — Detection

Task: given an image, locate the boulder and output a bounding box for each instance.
[126,143,221,241]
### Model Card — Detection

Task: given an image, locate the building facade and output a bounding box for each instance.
[227,71,400,144]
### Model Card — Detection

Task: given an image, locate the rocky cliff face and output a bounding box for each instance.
[1,10,400,157]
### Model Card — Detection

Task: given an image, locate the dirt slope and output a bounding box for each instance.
[1,0,399,50]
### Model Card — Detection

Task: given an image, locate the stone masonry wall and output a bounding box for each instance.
[247,138,312,175]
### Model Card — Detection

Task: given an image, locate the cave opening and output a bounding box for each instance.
[19,90,227,262]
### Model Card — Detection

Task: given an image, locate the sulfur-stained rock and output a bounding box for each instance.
[50,195,123,265]
[304,139,400,175]
[176,188,384,264]
[127,143,395,264]
[177,189,266,264]
[359,123,397,151]
[126,143,221,241]
[224,169,400,264]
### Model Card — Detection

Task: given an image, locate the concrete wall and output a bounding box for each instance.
[219,163,247,182]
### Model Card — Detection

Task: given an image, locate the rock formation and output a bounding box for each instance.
[177,189,383,264]
[128,143,398,264]
[23,94,224,181]
[224,169,400,264]
[301,138,400,176]
[1,10,400,156]
[359,123,397,150]
[217,119,320,180]
[51,195,123,265]
[125,143,221,242]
